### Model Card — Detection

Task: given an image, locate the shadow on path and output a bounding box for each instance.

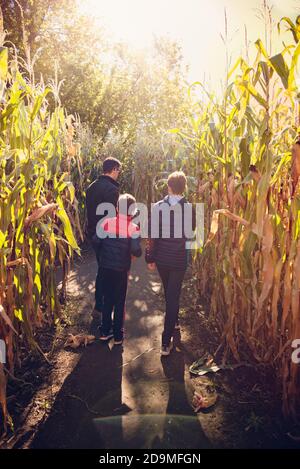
[31,252,210,449]
[31,343,126,449]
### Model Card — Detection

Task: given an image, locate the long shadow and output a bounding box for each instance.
[149,348,211,449]
[30,343,127,449]
[31,252,211,449]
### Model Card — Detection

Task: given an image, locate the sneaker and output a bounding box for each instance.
[114,339,124,345]
[99,332,113,341]
[161,343,173,356]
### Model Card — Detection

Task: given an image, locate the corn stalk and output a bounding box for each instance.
[176,15,300,421]
[0,35,80,431]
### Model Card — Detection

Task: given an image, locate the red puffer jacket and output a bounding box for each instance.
[92,214,142,272]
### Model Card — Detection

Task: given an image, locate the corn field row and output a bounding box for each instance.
[0,32,82,430]
[0,8,300,432]
[175,16,300,420]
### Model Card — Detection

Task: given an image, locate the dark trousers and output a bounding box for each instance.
[101,268,128,340]
[93,246,103,311]
[157,265,186,346]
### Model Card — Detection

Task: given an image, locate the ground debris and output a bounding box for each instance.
[189,353,258,377]
[191,375,218,412]
[64,334,96,349]
[192,390,218,412]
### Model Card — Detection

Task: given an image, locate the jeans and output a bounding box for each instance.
[101,268,128,341]
[157,265,186,346]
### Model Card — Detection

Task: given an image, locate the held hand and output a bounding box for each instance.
[147,262,156,271]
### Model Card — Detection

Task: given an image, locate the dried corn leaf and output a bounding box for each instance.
[24,203,58,228]
[0,304,18,335]
[65,334,96,349]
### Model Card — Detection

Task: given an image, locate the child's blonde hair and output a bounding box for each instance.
[117,193,136,216]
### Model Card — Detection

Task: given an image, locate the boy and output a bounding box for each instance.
[145,171,195,356]
[95,193,142,345]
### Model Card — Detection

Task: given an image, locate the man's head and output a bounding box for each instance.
[103,157,121,181]
[167,171,187,195]
[117,193,136,216]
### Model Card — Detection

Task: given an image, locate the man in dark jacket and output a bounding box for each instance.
[145,171,196,356]
[96,193,142,344]
[86,157,121,319]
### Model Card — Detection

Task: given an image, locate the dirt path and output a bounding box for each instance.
[29,250,210,449]
[2,248,297,449]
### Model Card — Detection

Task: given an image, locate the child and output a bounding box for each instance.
[96,193,142,345]
[145,171,195,356]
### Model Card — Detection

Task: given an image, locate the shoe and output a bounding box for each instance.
[114,339,123,345]
[99,332,113,341]
[161,343,173,356]
[174,322,180,330]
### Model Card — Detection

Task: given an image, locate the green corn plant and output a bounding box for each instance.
[173,15,300,421]
[0,35,81,431]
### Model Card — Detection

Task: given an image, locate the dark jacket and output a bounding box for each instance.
[93,214,142,271]
[145,196,196,270]
[86,175,119,239]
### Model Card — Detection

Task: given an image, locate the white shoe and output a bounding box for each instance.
[99,333,113,341]
[113,339,123,345]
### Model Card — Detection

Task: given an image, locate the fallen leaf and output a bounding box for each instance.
[192,390,218,412]
[64,334,95,349]
[189,354,220,376]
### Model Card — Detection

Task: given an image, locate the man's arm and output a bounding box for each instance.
[85,184,96,239]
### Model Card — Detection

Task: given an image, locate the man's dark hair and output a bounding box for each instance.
[103,157,121,174]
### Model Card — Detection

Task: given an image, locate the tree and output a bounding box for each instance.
[2,1,190,182]
[1,0,75,54]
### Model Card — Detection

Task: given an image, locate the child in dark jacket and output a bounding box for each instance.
[145,171,195,356]
[95,193,142,344]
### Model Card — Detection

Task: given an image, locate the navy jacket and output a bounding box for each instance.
[93,214,142,272]
[86,175,119,239]
[145,196,196,271]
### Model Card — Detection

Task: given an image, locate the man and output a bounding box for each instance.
[145,171,195,356]
[86,157,121,319]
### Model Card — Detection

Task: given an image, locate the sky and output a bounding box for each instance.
[79,0,299,87]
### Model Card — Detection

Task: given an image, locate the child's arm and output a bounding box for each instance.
[130,236,142,258]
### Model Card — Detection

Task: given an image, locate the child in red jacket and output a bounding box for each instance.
[95,193,142,345]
